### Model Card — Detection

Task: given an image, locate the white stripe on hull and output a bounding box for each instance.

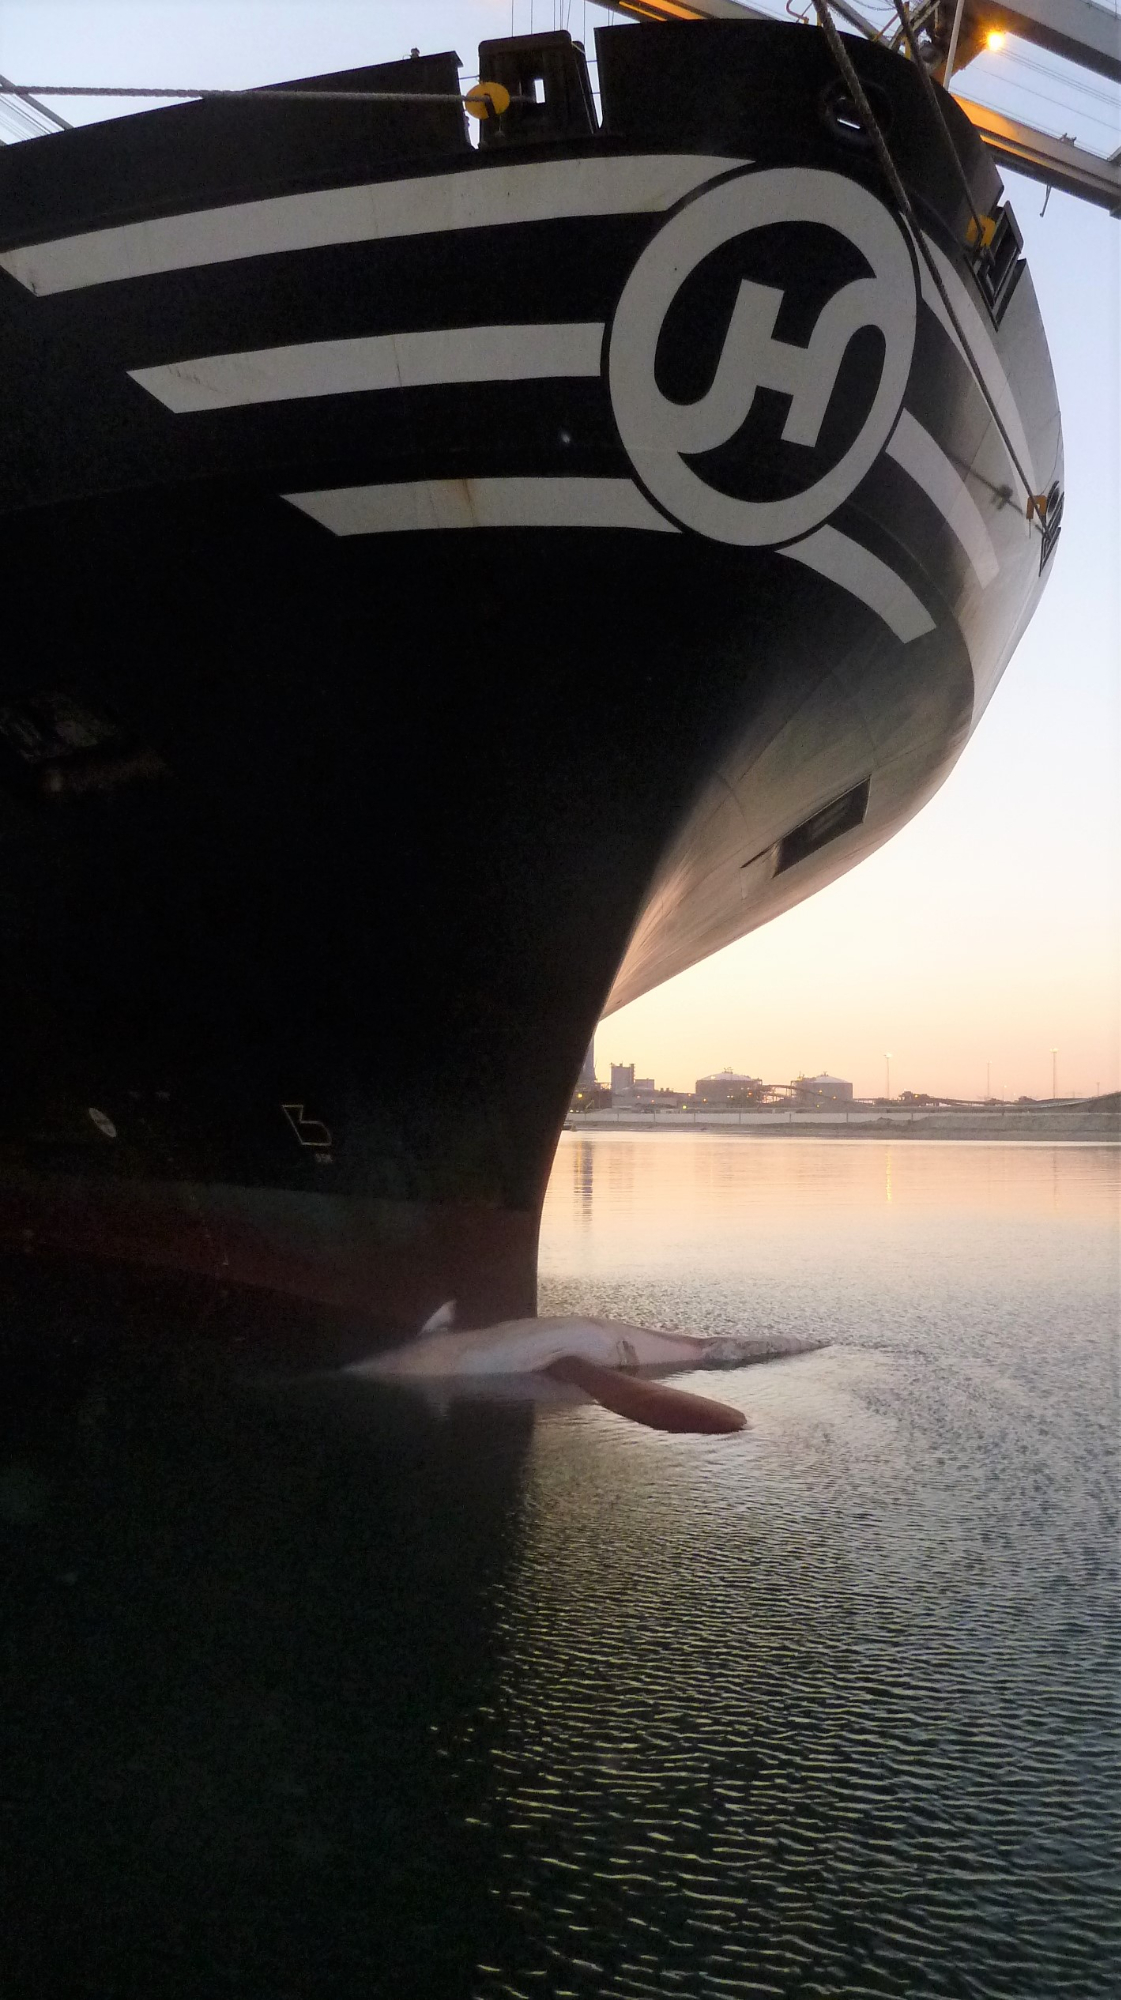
[282,477,679,536]
[917,233,1038,495]
[0,154,746,297]
[887,409,999,588]
[129,321,606,411]
[780,524,935,643]
[284,476,937,646]
[128,327,1000,612]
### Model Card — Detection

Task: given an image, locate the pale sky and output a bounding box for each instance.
[3,1,1117,1101]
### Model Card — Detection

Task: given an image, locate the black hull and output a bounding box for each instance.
[0,22,1061,1356]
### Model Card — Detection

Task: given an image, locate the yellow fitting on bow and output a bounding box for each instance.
[464,81,511,120]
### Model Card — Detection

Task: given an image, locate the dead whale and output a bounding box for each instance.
[345,1304,820,1435]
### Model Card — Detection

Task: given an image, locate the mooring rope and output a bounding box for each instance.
[888,0,991,254]
[811,0,1047,528]
[0,83,525,106]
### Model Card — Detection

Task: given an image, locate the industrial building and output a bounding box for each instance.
[792,1073,854,1111]
[694,1070,764,1106]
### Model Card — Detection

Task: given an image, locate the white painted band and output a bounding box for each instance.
[282,476,680,536]
[0,154,747,297]
[917,233,1037,494]
[129,321,606,411]
[887,409,1000,588]
[779,523,936,643]
[285,476,937,647]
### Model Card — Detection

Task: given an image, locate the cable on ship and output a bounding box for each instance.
[888,0,995,252]
[0,81,524,118]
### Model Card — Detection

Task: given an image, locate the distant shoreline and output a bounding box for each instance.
[564,1110,1120,1144]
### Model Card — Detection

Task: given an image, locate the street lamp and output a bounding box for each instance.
[1051,1048,1058,1100]
[885,1052,892,1101]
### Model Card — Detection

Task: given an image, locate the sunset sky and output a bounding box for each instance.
[4,0,1117,1101]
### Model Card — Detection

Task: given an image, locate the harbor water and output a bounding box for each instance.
[2,1136,1118,1997]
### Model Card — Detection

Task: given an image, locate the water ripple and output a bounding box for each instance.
[463,1139,1120,1999]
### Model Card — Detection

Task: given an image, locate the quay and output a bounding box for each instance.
[565,1100,1121,1142]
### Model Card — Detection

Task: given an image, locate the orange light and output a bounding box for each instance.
[985,29,1006,51]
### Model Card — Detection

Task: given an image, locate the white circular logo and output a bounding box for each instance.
[608,166,916,547]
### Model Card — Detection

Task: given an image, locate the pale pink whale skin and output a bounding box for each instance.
[347,1314,716,1382]
[344,1310,818,1433]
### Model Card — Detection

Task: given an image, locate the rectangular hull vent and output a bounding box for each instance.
[774,777,870,876]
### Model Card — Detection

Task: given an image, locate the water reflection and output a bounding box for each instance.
[570,1135,595,1229]
[1,1138,1116,1998]
[485,1135,1120,1997]
[0,1356,533,1999]
[540,1135,1117,1306]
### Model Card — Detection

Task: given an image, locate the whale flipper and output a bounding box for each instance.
[544,1355,746,1435]
[419,1299,456,1336]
